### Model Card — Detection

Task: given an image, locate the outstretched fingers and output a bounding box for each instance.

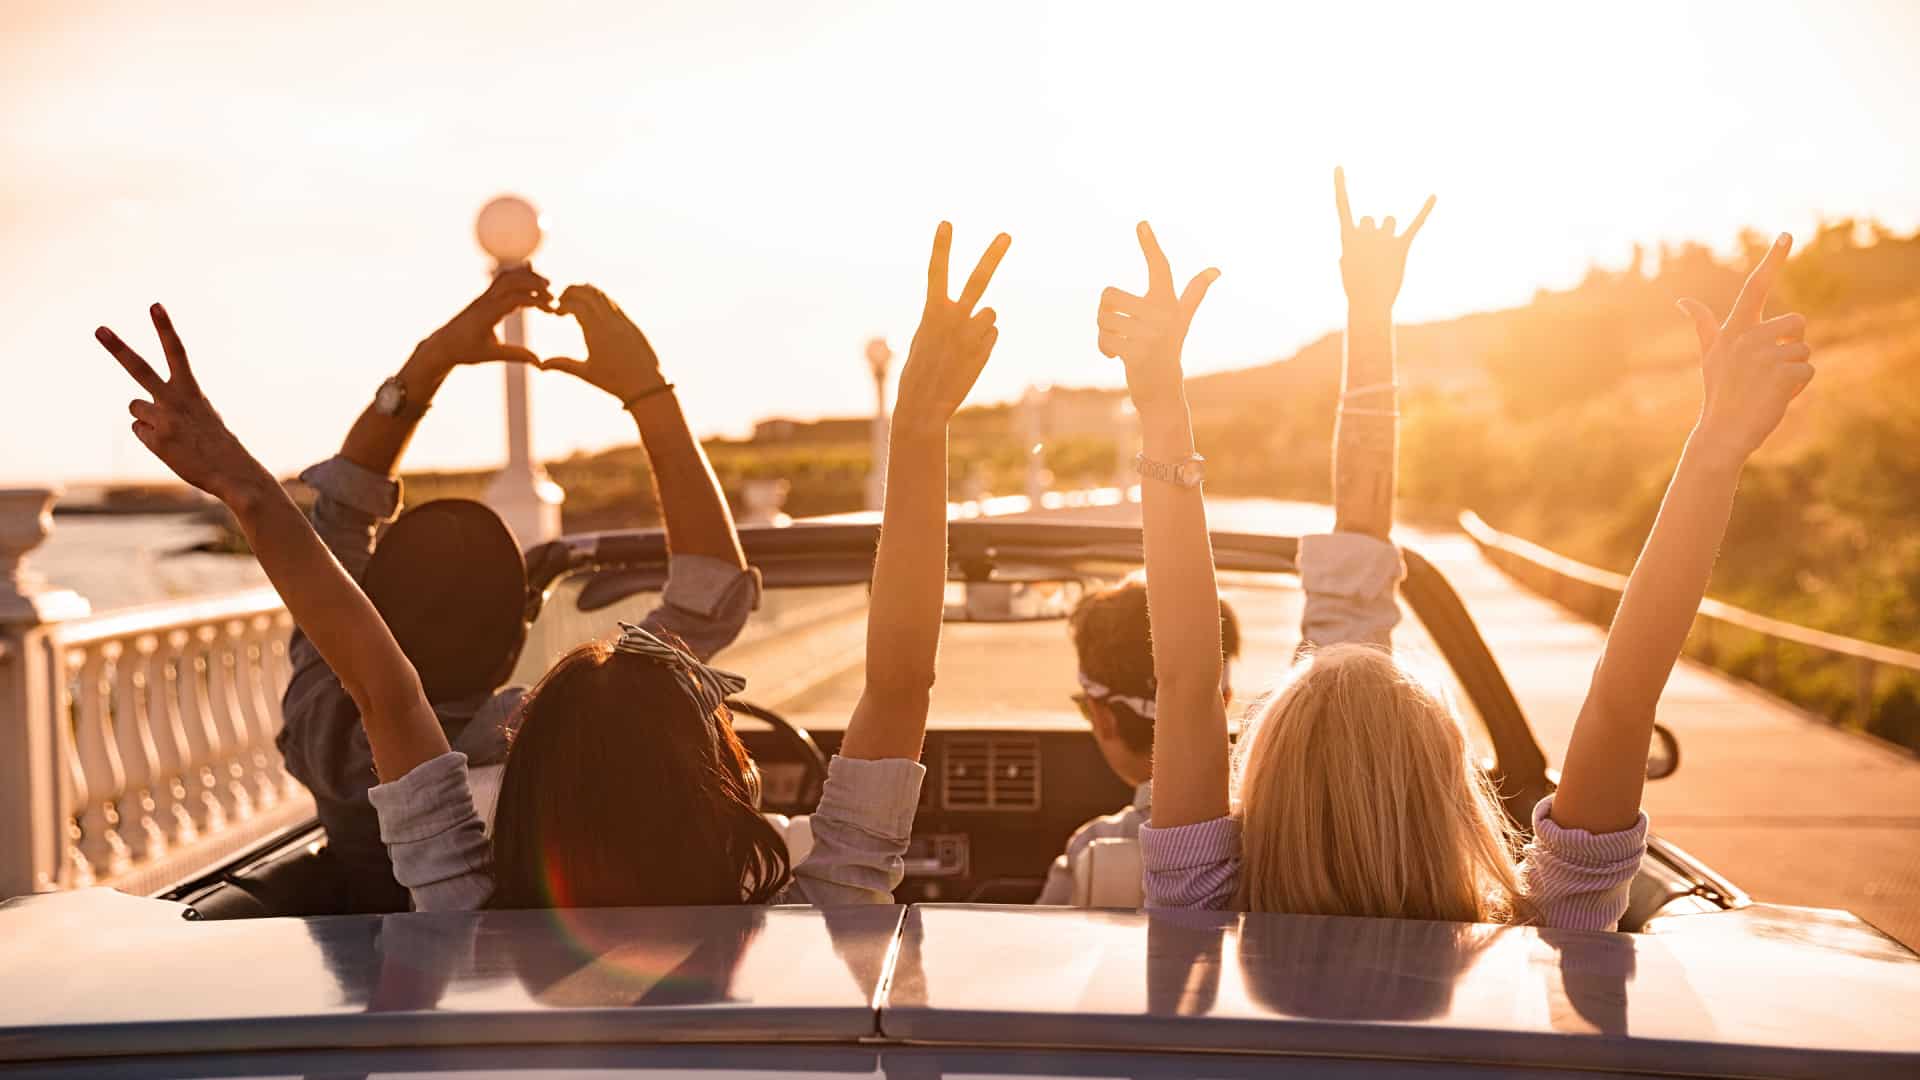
[926,221,954,307]
[1334,166,1354,235]
[1730,233,1792,326]
[1675,298,1721,354]
[95,327,166,397]
[956,232,1012,313]
[1402,195,1437,243]
[149,304,195,386]
[1138,221,1174,297]
[1179,268,1221,321]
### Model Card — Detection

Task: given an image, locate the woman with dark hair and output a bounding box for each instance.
[277,271,766,913]
[94,219,1011,910]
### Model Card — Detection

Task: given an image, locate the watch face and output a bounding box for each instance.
[375,379,405,415]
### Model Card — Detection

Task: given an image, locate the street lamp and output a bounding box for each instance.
[864,337,893,512]
[1023,383,1052,506]
[476,195,564,545]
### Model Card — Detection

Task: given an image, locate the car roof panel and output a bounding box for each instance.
[0,891,901,1063]
[880,905,1920,1078]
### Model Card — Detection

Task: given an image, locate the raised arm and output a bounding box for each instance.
[1330,167,1434,539]
[1552,235,1812,834]
[1097,222,1223,828]
[339,269,552,478]
[839,222,1009,761]
[96,306,448,782]
[542,285,746,570]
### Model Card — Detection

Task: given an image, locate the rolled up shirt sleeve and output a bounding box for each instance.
[367,752,495,912]
[790,755,926,905]
[1139,817,1242,911]
[1520,794,1649,932]
[297,455,403,582]
[636,556,762,662]
[1298,532,1406,650]
[278,456,412,911]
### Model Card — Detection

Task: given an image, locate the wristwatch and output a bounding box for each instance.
[372,375,411,417]
[1135,451,1206,489]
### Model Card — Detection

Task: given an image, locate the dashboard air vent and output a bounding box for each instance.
[942,735,1041,811]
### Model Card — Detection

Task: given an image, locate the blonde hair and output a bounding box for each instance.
[1232,643,1528,923]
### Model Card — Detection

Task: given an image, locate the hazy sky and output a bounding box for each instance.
[5,0,1918,483]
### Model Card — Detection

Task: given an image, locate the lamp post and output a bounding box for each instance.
[1023,383,1052,506]
[476,195,564,545]
[864,337,893,512]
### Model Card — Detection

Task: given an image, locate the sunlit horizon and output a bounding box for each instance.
[7,0,1919,484]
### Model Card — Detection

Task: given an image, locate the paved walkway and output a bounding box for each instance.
[1022,496,1920,949]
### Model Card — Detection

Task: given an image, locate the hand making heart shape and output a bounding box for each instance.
[413,268,673,410]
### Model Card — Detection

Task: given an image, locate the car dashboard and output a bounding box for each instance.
[743,725,1135,904]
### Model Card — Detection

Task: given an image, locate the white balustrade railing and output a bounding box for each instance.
[2,489,312,899]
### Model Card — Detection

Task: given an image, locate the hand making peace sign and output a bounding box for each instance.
[1335,166,1436,312]
[1097,221,1220,414]
[1679,234,1814,464]
[895,221,1011,428]
[95,305,274,508]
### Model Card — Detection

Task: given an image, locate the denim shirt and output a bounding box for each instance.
[275,455,761,912]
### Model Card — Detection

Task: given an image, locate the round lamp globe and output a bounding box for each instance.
[475,196,543,264]
[865,337,893,377]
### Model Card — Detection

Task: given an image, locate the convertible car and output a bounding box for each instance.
[4,519,1917,1078]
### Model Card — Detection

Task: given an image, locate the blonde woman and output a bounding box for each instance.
[1104,173,1812,929]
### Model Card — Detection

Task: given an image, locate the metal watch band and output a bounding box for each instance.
[1135,451,1206,489]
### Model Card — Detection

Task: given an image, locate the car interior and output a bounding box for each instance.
[162,522,1733,932]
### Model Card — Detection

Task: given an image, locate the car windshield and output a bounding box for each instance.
[516,565,1496,760]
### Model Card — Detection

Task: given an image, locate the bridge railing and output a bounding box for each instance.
[1461,510,1920,739]
[1,489,311,898]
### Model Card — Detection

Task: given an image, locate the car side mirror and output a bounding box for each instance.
[1647,722,1681,781]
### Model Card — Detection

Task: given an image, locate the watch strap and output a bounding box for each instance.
[1135,451,1205,489]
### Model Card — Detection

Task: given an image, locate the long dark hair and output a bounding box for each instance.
[486,637,791,909]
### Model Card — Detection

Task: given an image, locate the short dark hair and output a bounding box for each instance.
[487,638,791,909]
[361,499,527,702]
[1070,579,1239,755]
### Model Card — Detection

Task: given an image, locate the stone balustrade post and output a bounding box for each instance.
[0,488,91,898]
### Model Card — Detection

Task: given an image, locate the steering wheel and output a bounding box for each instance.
[727,698,830,815]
